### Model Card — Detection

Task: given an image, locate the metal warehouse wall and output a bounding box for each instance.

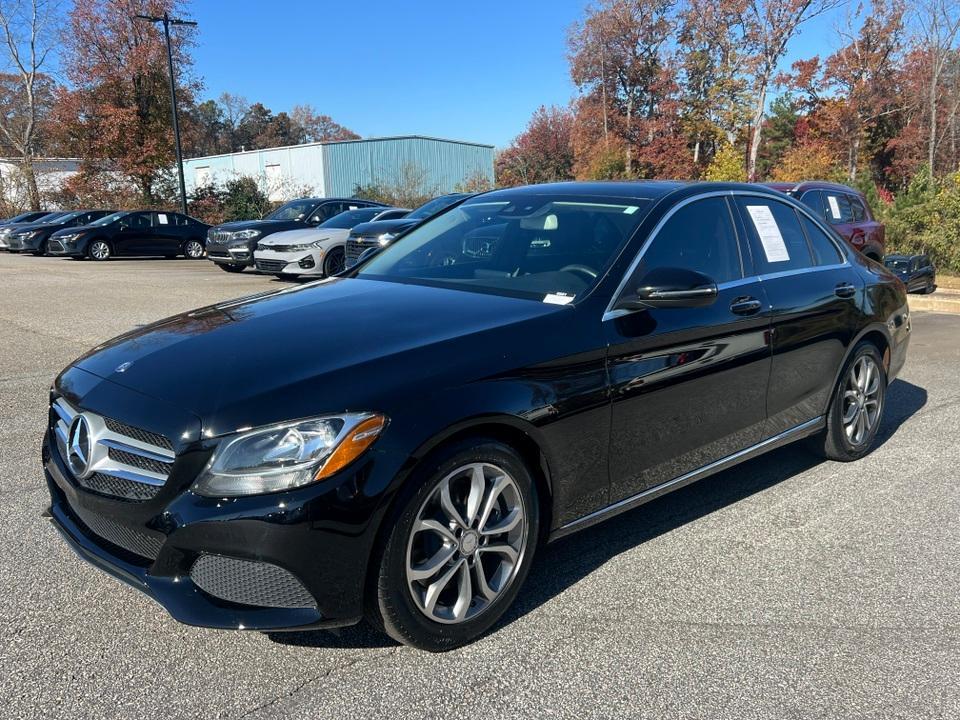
[321,137,493,197]
[183,136,493,201]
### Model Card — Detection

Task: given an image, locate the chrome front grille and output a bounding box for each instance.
[345,237,377,265]
[208,230,231,244]
[52,398,174,501]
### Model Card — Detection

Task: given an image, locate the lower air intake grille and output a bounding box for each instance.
[70,502,164,560]
[255,258,287,273]
[77,472,162,502]
[190,555,316,609]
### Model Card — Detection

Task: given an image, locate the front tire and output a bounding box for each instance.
[323,247,345,277]
[811,341,886,461]
[368,439,539,651]
[183,239,205,259]
[88,240,111,261]
[32,240,48,256]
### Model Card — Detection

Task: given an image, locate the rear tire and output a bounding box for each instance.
[217,263,245,273]
[810,341,886,462]
[367,438,539,651]
[87,240,111,261]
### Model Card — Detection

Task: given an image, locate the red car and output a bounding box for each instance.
[765,181,885,262]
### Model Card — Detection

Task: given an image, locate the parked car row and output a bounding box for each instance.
[0,209,210,259]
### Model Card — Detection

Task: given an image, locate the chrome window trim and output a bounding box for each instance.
[602,189,852,323]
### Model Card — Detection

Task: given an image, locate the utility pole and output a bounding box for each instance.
[134,12,196,215]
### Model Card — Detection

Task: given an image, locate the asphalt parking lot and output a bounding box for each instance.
[2,253,959,719]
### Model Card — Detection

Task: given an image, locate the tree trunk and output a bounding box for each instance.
[625,95,633,176]
[693,139,701,165]
[19,157,40,210]
[747,81,767,182]
[849,134,860,182]
[929,73,938,174]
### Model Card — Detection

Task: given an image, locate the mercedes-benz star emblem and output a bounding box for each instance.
[67,415,92,478]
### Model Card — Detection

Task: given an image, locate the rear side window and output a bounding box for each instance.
[633,196,743,284]
[800,215,844,265]
[823,192,854,224]
[848,195,866,221]
[735,197,813,273]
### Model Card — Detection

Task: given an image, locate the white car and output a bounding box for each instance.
[253,207,408,278]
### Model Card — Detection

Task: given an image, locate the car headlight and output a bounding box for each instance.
[232,229,261,240]
[288,238,328,252]
[378,232,396,246]
[192,413,387,497]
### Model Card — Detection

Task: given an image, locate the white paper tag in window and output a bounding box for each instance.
[543,292,574,305]
[157,213,169,225]
[745,205,789,263]
[827,195,841,220]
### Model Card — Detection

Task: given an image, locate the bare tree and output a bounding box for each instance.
[0,0,58,209]
[743,0,844,181]
[913,0,960,174]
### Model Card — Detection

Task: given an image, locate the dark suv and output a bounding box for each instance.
[765,182,884,261]
[6,210,113,255]
[47,211,210,260]
[206,197,386,273]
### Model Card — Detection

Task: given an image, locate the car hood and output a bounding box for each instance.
[350,218,420,237]
[67,278,568,435]
[51,224,98,237]
[8,221,63,234]
[260,227,349,245]
[213,219,297,233]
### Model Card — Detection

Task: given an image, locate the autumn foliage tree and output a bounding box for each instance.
[54,0,199,206]
[495,105,575,186]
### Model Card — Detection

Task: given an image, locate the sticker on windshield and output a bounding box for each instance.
[827,195,841,220]
[157,213,169,225]
[745,205,790,263]
[543,292,574,305]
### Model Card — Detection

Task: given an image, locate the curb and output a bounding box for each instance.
[909,290,960,314]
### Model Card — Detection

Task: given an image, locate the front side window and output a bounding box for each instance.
[92,211,129,227]
[736,197,813,273]
[628,196,743,285]
[358,193,650,302]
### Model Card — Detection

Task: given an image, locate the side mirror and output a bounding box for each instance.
[617,267,718,310]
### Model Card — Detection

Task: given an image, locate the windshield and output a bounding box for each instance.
[319,208,383,229]
[36,212,69,224]
[266,199,318,221]
[91,211,129,227]
[46,211,81,224]
[884,258,910,271]
[408,194,469,220]
[358,192,650,302]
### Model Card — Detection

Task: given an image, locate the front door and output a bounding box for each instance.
[604,195,772,503]
[115,213,155,255]
[731,194,862,436]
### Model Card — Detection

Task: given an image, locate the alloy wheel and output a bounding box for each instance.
[185,240,204,258]
[324,249,345,276]
[842,355,882,446]
[90,241,110,260]
[405,462,527,624]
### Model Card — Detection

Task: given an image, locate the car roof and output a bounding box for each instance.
[288,197,387,205]
[474,180,788,204]
[762,180,865,195]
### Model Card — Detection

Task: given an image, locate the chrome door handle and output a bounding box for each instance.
[730,297,762,315]
[835,283,856,299]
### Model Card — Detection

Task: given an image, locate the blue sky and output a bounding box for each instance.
[190,0,853,149]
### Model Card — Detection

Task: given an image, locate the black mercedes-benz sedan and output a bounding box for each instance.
[42,182,910,651]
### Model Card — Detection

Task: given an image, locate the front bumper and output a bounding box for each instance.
[42,420,376,631]
[207,242,255,267]
[254,248,323,276]
[47,237,85,256]
[6,234,42,252]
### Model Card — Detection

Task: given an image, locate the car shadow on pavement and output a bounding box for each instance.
[268,379,926,650]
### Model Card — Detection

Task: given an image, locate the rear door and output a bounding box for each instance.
[149,212,179,254]
[732,194,861,436]
[605,194,772,502]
